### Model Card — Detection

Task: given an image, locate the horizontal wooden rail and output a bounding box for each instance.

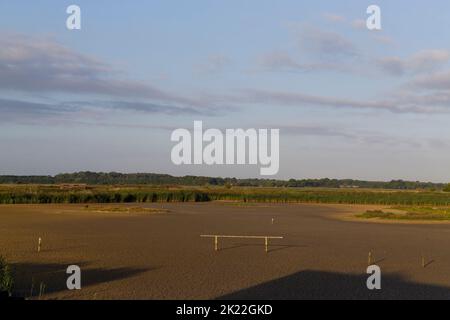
[200,235,283,252]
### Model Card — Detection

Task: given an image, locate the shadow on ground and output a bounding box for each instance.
[219,242,307,253]
[217,270,450,300]
[11,262,151,298]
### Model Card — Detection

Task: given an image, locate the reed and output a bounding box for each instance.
[1,184,450,206]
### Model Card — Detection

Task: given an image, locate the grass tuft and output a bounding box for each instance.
[357,210,396,219]
[357,206,450,221]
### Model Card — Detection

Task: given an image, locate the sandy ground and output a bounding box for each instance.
[2,202,450,300]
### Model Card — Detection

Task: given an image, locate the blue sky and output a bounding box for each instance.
[1,1,450,181]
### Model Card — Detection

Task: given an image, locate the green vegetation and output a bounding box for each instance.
[357,206,450,221]
[0,256,14,295]
[0,185,210,204]
[0,171,445,190]
[357,210,396,219]
[84,206,169,213]
[220,202,272,207]
[2,184,450,206]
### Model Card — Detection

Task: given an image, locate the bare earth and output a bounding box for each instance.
[2,202,450,300]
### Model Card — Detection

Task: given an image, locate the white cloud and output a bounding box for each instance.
[257,51,359,74]
[292,25,359,60]
[377,49,450,76]
[410,71,450,90]
[0,32,198,107]
[209,86,450,115]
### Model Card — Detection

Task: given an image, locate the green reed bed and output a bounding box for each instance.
[1,185,450,206]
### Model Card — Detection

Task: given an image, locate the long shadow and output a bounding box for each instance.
[42,245,88,253]
[219,242,306,253]
[217,270,450,300]
[10,262,152,298]
[424,260,435,268]
[373,258,386,264]
[268,245,307,253]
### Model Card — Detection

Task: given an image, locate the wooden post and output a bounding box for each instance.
[368,251,372,266]
[265,237,268,253]
[214,236,218,251]
[30,277,34,298]
[38,237,42,253]
[422,254,425,268]
[38,282,45,299]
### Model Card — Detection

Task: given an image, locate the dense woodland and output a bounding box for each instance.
[0,171,446,190]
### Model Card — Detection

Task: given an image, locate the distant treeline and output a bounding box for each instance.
[0,171,445,190]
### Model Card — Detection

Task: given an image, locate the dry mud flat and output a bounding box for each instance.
[2,202,450,299]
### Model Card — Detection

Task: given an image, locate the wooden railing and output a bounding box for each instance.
[200,234,283,253]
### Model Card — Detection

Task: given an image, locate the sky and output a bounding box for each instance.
[1,1,450,182]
